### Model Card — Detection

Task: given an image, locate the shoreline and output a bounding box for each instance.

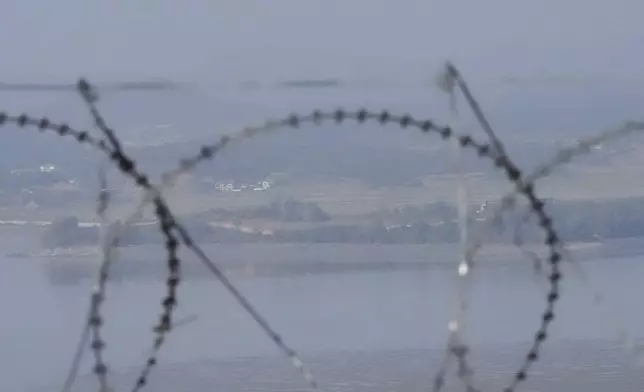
[12,237,643,285]
[7,239,605,261]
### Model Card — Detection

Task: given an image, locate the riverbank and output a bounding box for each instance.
[19,237,644,285]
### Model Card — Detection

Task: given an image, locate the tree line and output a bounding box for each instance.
[40,196,644,248]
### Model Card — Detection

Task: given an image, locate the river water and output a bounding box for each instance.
[1,252,643,392]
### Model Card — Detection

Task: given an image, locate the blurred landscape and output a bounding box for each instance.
[1,81,644,285]
[3,1,644,391]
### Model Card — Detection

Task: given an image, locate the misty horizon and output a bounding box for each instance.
[0,0,641,83]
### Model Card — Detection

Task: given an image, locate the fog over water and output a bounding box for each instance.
[2,254,644,391]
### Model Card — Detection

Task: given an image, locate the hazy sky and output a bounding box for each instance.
[0,0,643,83]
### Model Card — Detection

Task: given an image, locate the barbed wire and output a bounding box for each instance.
[1,67,643,392]
[77,79,186,392]
[58,162,113,392]
[463,119,644,376]
[85,108,564,391]
[104,108,563,392]
[0,95,317,391]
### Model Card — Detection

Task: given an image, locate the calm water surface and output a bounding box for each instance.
[1,253,643,392]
